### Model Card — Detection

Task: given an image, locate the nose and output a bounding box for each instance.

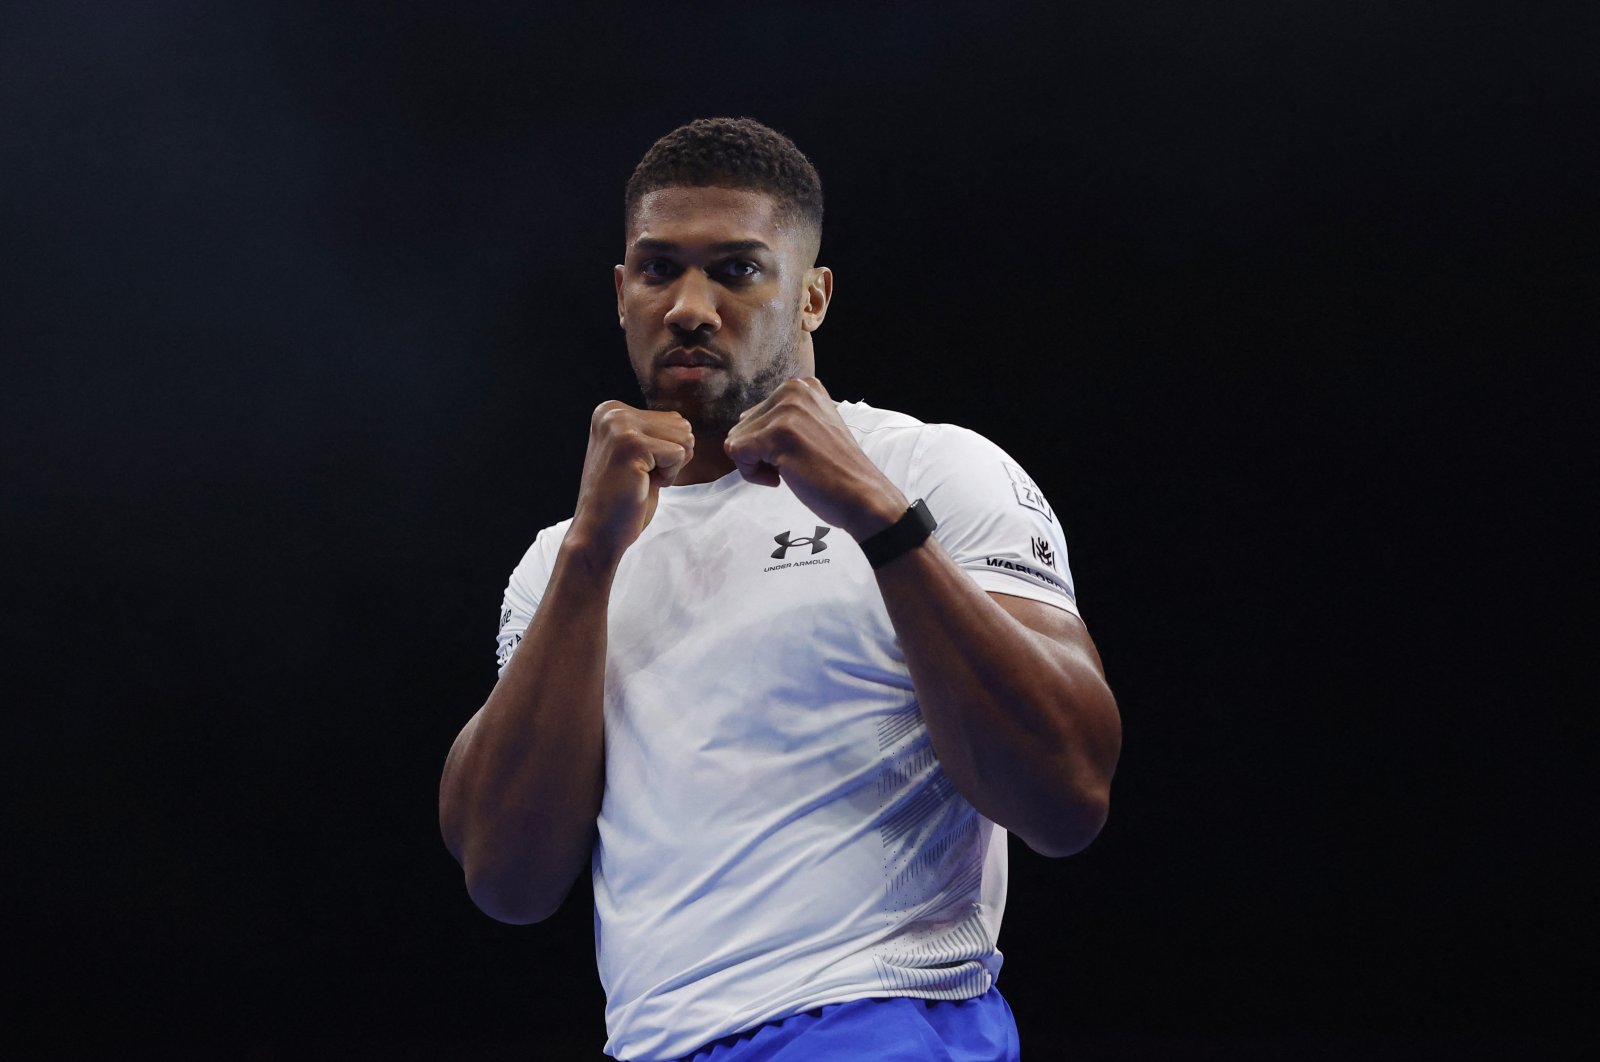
[663,268,721,334]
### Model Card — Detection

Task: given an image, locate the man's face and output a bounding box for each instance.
[614,185,827,436]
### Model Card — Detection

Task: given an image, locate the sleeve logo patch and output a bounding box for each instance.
[1003,460,1054,524]
[983,556,1070,594]
[1030,535,1056,570]
[496,632,523,668]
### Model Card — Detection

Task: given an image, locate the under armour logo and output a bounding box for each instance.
[772,526,831,559]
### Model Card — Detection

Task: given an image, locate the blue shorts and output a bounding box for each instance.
[671,987,1022,1061]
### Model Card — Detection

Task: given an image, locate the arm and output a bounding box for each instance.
[438,402,694,923]
[875,549,1120,856]
[725,379,1121,857]
[440,542,613,924]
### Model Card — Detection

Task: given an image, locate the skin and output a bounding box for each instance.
[615,185,830,485]
[438,185,1121,924]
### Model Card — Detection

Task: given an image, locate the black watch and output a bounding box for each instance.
[859,499,937,569]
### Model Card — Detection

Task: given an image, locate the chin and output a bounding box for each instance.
[644,388,742,436]
[644,392,701,419]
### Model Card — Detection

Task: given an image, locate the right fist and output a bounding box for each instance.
[570,401,694,560]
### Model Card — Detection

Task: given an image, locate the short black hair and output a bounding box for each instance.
[624,117,823,243]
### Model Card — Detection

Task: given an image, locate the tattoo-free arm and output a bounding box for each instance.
[724,378,1120,855]
[439,402,693,924]
[438,540,615,924]
[875,539,1121,857]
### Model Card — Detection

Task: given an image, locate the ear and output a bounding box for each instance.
[613,264,626,327]
[800,266,833,333]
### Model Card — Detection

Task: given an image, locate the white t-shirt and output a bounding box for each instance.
[497,401,1079,1061]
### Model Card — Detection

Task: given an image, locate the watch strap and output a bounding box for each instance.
[860,499,937,569]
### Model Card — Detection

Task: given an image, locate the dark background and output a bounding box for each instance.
[4,1,1594,1059]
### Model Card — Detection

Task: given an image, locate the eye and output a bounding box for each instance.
[639,258,678,279]
[719,259,760,279]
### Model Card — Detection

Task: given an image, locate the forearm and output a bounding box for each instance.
[439,537,615,923]
[874,536,1121,856]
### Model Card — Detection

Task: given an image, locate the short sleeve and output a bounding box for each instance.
[909,425,1081,618]
[495,520,571,676]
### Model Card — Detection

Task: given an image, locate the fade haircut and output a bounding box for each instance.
[624,117,824,256]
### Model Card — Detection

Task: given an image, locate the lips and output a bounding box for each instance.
[660,347,723,369]
[656,348,724,384]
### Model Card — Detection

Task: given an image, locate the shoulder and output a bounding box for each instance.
[837,399,1014,468]
[836,398,927,435]
[835,398,969,459]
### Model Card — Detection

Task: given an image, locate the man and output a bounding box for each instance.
[440,117,1121,1061]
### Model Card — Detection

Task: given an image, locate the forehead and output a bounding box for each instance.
[627,185,795,252]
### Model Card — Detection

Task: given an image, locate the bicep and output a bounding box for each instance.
[989,591,1107,680]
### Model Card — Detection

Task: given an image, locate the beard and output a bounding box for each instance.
[637,335,801,438]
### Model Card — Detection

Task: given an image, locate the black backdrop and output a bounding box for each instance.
[4,2,1594,1059]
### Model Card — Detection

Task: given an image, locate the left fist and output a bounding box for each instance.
[724,378,909,541]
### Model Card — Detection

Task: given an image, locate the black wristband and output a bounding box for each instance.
[859,499,937,569]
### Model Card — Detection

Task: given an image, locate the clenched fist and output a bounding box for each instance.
[570,401,695,562]
[724,378,908,541]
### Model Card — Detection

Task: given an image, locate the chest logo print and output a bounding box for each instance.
[772,525,831,559]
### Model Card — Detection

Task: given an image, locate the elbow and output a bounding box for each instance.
[462,858,568,925]
[440,770,554,923]
[1026,692,1120,857]
[444,813,571,925]
[440,790,587,924]
[1020,784,1111,859]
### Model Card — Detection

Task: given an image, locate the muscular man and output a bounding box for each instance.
[440,118,1121,1061]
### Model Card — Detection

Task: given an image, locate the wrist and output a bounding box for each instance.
[859,498,938,570]
[844,486,912,542]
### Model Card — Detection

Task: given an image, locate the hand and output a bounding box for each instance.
[723,378,908,540]
[569,401,695,562]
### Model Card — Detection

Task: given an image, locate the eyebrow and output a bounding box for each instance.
[631,238,773,255]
